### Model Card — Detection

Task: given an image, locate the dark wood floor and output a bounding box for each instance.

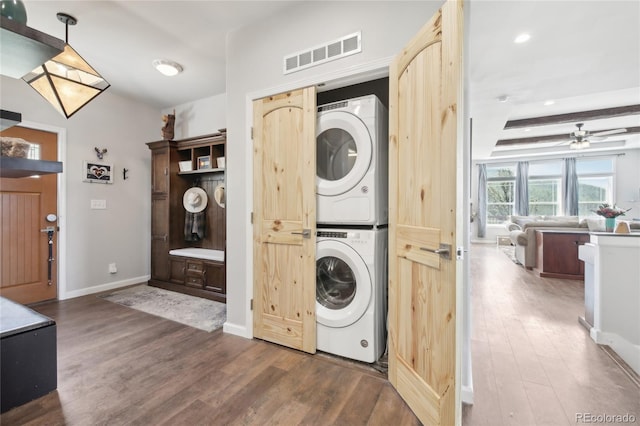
[462,244,640,426]
[0,291,419,425]
[3,244,639,425]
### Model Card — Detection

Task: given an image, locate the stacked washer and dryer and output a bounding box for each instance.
[315,95,389,363]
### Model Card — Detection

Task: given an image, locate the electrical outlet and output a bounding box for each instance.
[108,263,117,274]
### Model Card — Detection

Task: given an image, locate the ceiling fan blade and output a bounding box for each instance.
[588,135,607,142]
[592,128,627,137]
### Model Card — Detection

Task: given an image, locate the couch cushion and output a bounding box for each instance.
[522,220,580,230]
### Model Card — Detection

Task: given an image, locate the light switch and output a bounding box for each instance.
[90,199,107,209]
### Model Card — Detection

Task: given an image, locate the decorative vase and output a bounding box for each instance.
[605,217,616,232]
[0,0,28,25]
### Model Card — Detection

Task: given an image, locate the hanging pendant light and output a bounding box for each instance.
[22,12,109,119]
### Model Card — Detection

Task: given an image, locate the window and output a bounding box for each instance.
[577,158,614,216]
[486,166,515,224]
[528,161,561,216]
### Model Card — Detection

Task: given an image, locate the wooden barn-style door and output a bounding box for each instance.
[387,0,464,425]
[252,88,317,353]
[0,126,59,304]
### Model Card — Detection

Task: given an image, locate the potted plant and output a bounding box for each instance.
[594,203,631,232]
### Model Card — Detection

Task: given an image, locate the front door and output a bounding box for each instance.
[0,126,59,304]
[388,0,464,425]
[252,88,317,353]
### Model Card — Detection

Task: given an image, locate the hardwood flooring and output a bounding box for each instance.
[0,292,419,425]
[2,244,638,425]
[462,244,640,426]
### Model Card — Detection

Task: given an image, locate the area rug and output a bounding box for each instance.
[100,285,226,332]
[500,245,521,265]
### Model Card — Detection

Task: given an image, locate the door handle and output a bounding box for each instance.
[420,243,452,260]
[291,229,311,239]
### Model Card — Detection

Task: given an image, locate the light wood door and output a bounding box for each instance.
[388,1,463,425]
[252,88,317,353]
[0,126,59,304]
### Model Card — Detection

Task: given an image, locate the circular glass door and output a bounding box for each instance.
[316,111,372,196]
[316,240,371,328]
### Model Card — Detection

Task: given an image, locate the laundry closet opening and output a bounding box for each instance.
[314,77,391,365]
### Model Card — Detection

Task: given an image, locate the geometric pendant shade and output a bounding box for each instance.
[21,13,109,119]
[22,45,110,118]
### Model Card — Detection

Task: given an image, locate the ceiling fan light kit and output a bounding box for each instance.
[22,12,109,119]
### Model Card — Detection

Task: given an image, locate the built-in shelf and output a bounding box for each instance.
[1,16,65,78]
[0,157,63,178]
[178,168,225,176]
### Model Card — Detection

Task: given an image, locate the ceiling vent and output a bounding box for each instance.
[284,32,361,75]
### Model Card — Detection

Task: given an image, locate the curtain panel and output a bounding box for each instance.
[477,164,487,238]
[563,157,579,216]
[515,161,529,216]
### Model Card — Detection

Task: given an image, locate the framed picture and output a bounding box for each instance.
[197,155,211,170]
[83,161,114,184]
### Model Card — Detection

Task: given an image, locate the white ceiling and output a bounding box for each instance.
[15,1,640,159]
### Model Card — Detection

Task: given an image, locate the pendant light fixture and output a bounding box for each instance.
[22,12,109,119]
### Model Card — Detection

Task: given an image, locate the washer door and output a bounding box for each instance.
[316,111,372,196]
[316,240,371,328]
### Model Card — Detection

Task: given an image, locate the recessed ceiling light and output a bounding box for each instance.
[152,59,183,77]
[514,33,531,44]
[524,128,531,132]
[497,95,509,103]
[544,100,555,106]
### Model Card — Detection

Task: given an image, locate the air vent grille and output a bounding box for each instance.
[284,32,362,75]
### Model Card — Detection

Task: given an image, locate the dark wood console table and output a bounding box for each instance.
[535,230,590,280]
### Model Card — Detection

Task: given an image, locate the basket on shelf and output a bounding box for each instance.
[0,137,31,158]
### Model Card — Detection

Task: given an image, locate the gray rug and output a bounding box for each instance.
[500,245,521,265]
[100,285,226,332]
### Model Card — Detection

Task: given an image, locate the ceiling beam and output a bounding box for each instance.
[503,104,640,129]
[496,126,640,146]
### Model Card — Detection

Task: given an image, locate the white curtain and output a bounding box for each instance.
[515,161,529,216]
[477,164,487,238]
[563,157,579,216]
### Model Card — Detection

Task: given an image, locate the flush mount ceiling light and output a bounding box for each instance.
[152,59,183,77]
[514,33,531,44]
[496,95,509,103]
[22,13,109,119]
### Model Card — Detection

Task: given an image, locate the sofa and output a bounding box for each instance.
[507,215,587,269]
[507,215,640,268]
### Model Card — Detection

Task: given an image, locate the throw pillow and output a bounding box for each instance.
[586,217,605,232]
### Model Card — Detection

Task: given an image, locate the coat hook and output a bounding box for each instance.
[123,168,129,180]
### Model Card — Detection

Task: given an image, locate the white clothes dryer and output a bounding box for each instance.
[316,227,387,363]
[316,95,388,226]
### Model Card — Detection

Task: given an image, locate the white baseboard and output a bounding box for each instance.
[61,275,150,300]
[591,328,640,374]
[223,321,251,338]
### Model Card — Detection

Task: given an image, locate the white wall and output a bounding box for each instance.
[224,0,442,336]
[161,93,226,140]
[1,75,159,298]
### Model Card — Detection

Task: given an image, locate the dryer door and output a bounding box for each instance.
[316,111,372,196]
[316,239,372,328]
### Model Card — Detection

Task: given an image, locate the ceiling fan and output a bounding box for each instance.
[567,122,627,150]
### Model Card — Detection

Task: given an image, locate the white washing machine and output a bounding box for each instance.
[316,227,387,363]
[316,95,388,226]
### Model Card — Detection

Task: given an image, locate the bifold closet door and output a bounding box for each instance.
[252,88,317,354]
[387,0,464,425]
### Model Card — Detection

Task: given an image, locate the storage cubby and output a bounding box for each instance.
[176,129,226,174]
